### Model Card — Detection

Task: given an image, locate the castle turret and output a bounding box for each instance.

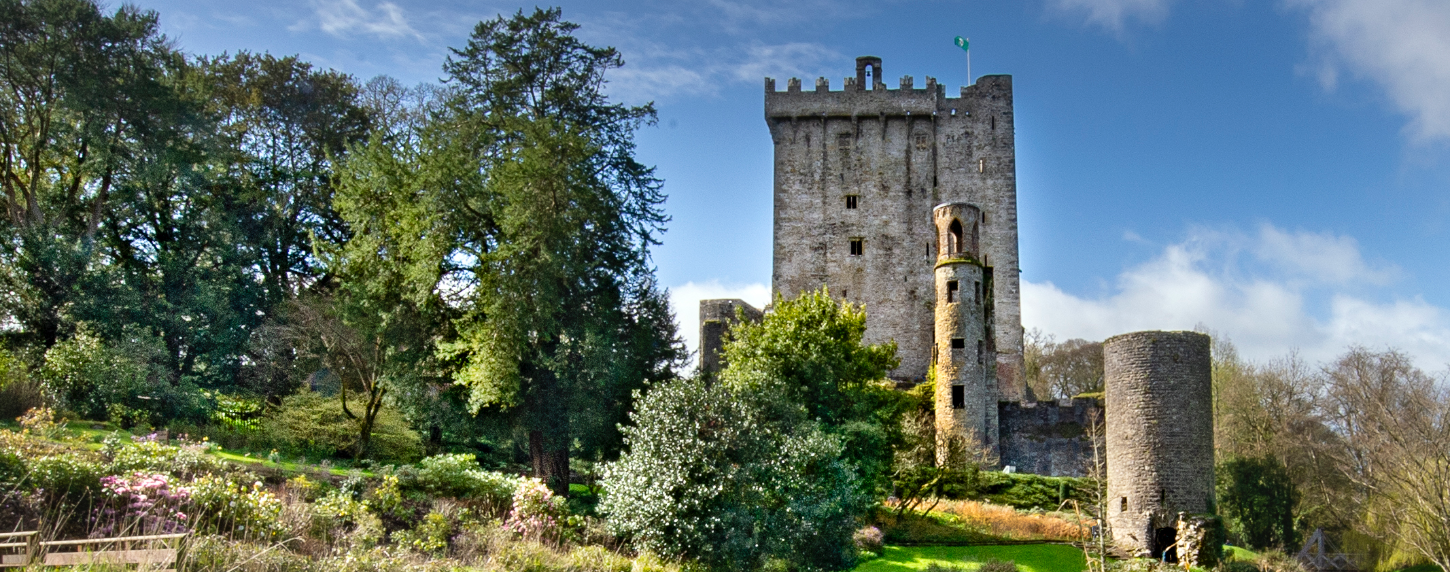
[933,202,998,462]
[1103,331,1214,559]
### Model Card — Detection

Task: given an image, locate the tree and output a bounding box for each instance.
[0,0,185,350]
[718,287,903,494]
[333,8,680,493]
[1217,456,1300,550]
[280,291,438,460]
[1322,348,1450,572]
[601,377,868,571]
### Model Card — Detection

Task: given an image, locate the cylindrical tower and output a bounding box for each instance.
[933,203,998,463]
[1103,331,1214,559]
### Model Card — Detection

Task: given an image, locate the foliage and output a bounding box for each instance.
[95,471,191,535]
[267,389,423,463]
[413,453,518,504]
[853,526,885,554]
[106,433,224,477]
[0,349,45,418]
[187,474,286,540]
[974,472,1093,510]
[1218,456,1300,550]
[720,287,904,494]
[335,7,681,492]
[40,327,208,425]
[1022,330,1104,401]
[602,376,868,571]
[504,477,567,539]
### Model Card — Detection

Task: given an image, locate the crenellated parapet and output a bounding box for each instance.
[766,55,1022,396]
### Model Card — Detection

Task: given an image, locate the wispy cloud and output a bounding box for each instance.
[1022,223,1446,369]
[667,281,772,371]
[1290,0,1450,141]
[304,0,422,41]
[1048,0,1172,35]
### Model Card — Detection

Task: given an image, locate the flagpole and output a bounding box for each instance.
[955,36,972,87]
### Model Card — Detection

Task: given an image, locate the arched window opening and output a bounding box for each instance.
[948,219,964,254]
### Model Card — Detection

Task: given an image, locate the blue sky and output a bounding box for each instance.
[129,0,1450,370]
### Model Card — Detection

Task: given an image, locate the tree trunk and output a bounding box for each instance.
[525,359,571,497]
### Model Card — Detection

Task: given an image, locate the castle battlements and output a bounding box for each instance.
[765,56,1012,119]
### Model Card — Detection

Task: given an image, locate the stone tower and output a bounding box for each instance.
[932,203,998,460]
[1103,331,1215,558]
[764,56,1024,394]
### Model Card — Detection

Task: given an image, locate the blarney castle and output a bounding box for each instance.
[699,56,1218,560]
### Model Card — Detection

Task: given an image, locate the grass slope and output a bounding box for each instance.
[855,544,1086,572]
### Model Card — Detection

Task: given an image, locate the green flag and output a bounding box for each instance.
[954,36,969,52]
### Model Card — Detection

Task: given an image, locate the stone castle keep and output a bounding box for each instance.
[700,59,1215,549]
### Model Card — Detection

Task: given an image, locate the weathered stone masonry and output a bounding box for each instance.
[762,57,1024,394]
[1104,331,1214,558]
[932,203,998,459]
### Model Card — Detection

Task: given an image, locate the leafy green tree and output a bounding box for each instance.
[719,287,903,493]
[0,0,186,350]
[601,377,868,571]
[1217,456,1300,550]
[334,8,680,492]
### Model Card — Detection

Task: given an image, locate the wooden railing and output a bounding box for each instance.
[0,531,187,571]
[0,531,37,568]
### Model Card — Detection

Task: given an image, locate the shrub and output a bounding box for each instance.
[391,511,453,556]
[980,559,1019,572]
[106,435,223,478]
[974,472,1093,509]
[188,474,286,540]
[94,472,191,536]
[504,478,567,540]
[601,377,868,571]
[853,526,884,554]
[41,328,207,425]
[414,453,517,505]
[28,453,105,500]
[0,350,46,420]
[266,390,423,463]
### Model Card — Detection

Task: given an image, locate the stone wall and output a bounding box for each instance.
[1103,331,1214,557]
[765,56,1022,393]
[698,299,764,376]
[997,397,1102,477]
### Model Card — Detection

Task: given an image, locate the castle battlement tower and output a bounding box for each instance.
[932,203,998,460]
[765,56,1023,395]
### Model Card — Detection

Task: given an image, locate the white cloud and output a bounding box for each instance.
[601,41,840,103]
[667,281,772,371]
[306,0,421,41]
[1049,0,1171,34]
[1022,224,1450,369]
[1291,0,1450,141]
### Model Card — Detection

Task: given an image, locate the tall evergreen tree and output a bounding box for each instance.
[334,8,680,493]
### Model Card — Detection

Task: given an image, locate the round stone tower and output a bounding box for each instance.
[933,203,998,463]
[1103,330,1214,558]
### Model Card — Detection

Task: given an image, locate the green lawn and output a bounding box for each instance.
[855,544,1086,572]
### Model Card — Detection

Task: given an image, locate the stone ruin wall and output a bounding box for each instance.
[1103,330,1215,557]
[698,299,764,376]
[997,397,1103,478]
[765,57,1023,395]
